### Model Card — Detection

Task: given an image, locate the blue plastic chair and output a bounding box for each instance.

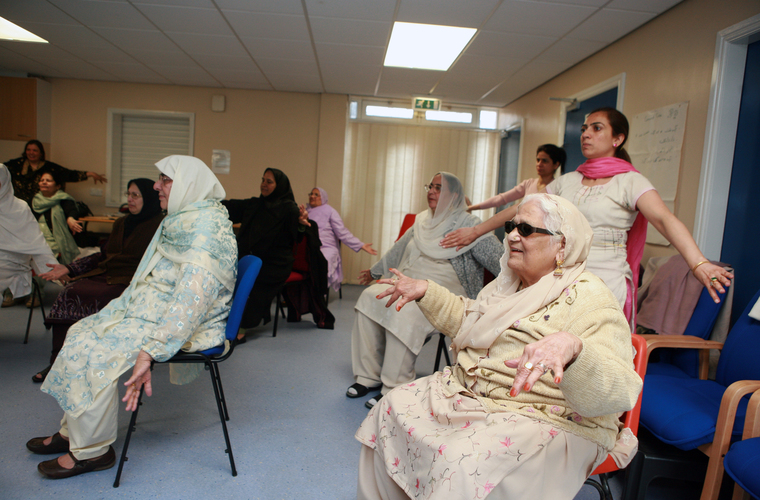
[724,389,760,500]
[629,288,760,500]
[646,285,728,379]
[113,255,263,487]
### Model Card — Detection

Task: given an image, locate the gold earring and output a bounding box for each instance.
[554,259,565,276]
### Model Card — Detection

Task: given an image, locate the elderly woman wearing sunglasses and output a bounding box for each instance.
[355,193,642,500]
[348,172,503,409]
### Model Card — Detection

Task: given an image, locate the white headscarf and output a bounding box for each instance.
[411,172,487,261]
[0,164,56,258]
[156,155,226,214]
[454,194,594,351]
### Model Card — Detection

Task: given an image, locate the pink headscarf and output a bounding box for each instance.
[576,156,648,321]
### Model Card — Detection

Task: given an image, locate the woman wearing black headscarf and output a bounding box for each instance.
[222,168,309,340]
[32,178,164,383]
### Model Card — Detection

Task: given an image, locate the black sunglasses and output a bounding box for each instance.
[504,220,557,237]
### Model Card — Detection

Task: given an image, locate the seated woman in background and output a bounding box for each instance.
[0,165,59,308]
[222,168,309,341]
[440,144,565,249]
[28,155,237,480]
[5,139,106,207]
[32,178,164,384]
[348,172,503,409]
[356,194,642,500]
[32,171,82,265]
[305,186,377,292]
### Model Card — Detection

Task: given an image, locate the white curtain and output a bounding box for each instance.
[340,122,501,284]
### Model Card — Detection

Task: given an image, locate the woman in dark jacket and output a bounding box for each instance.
[222,168,309,340]
[33,178,163,383]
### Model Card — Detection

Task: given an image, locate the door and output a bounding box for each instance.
[494,128,521,241]
[562,88,618,173]
[721,40,760,325]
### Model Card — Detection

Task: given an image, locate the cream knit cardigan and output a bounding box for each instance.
[417,271,642,451]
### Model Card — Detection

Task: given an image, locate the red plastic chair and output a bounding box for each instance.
[584,333,648,499]
[272,236,309,337]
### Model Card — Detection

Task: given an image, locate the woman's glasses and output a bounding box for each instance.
[504,220,558,237]
[158,173,173,185]
[124,191,142,200]
[423,183,442,193]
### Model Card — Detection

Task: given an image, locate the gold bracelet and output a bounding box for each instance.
[691,260,709,273]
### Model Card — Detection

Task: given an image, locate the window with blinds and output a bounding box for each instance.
[106,109,194,207]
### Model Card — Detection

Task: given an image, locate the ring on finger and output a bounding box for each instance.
[535,362,549,374]
[524,361,534,370]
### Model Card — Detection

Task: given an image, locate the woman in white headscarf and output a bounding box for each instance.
[348,172,503,408]
[0,164,59,301]
[27,155,238,480]
[355,194,642,500]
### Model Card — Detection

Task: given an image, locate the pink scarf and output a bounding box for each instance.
[576,156,648,322]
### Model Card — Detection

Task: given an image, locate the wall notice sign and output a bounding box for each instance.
[627,102,688,246]
[212,149,230,175]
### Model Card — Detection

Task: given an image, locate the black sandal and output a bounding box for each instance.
[32,365,52,384]
[346,383,381,398]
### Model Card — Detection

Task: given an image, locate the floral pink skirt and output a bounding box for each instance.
[356,370,602,499]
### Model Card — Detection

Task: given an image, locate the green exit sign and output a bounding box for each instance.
[413,97,441,110]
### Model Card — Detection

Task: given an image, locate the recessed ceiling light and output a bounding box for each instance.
[0,16,47,43]
[384,22,476,71]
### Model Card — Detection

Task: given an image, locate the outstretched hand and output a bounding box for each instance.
[692,262,733,303]
[504,331,582,397]
[39,263,69,282]
[439,226,478,250]
[122,350,154,412]
[375,268,428,311]
[361,243,378,256]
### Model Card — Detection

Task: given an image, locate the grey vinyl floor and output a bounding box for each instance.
[0,283,707,499]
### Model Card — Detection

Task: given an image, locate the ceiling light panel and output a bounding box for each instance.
[384,22,476,71]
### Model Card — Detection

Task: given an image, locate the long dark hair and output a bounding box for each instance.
[589,107,632,163]
[22,139,46,162]
[536,144,566,170]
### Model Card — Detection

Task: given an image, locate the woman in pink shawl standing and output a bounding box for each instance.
[545,107,732,323]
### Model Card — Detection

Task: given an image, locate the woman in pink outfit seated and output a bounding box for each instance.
[305,187,377,292]
[545,107,731,322]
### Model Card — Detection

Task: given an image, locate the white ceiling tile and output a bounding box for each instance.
[256,57,319,76]
[467,31,556,60]
[65,44,138,64]
[606,0,683,14]
[92,27,178,52]
[305,0,395,21]
[315,43,385,67]
[0,0,80,25]
[217,79,273,90]
[485,0,596,36]
[134,0,216,7]
[396,0,501,28]
[190,53,257,71]
[240,38,314,60]
[446,54,522,82]
[376,78,437,98]
[216,0,303,15]
[47,0,154,29]
[167,33,248,56]
[545,0,607,6]
[536,37,606,64]
[153,65,220,86]
[133,4,232,35]
[380,67,444,85]
[564,8,656,43]
[0,41,80,62]
[309,17,391,46]
[91,61,163,79]
[321,63,380,95]
[126,48,196,66]
[9,22,110,49]
[224,11,310,41]
[434,79,499,104]
[484,59,573,105]
[204,66,268,83]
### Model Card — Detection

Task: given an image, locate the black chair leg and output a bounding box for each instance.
[113,386,145,488]
[208,361,237,476]
[584,477,607,499]
[339,285,342,299]
[272,294,279,337]
[212,363,230,421]
[24,279,45,344]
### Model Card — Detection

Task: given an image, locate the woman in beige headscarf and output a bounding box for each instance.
[355,193,642,500]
